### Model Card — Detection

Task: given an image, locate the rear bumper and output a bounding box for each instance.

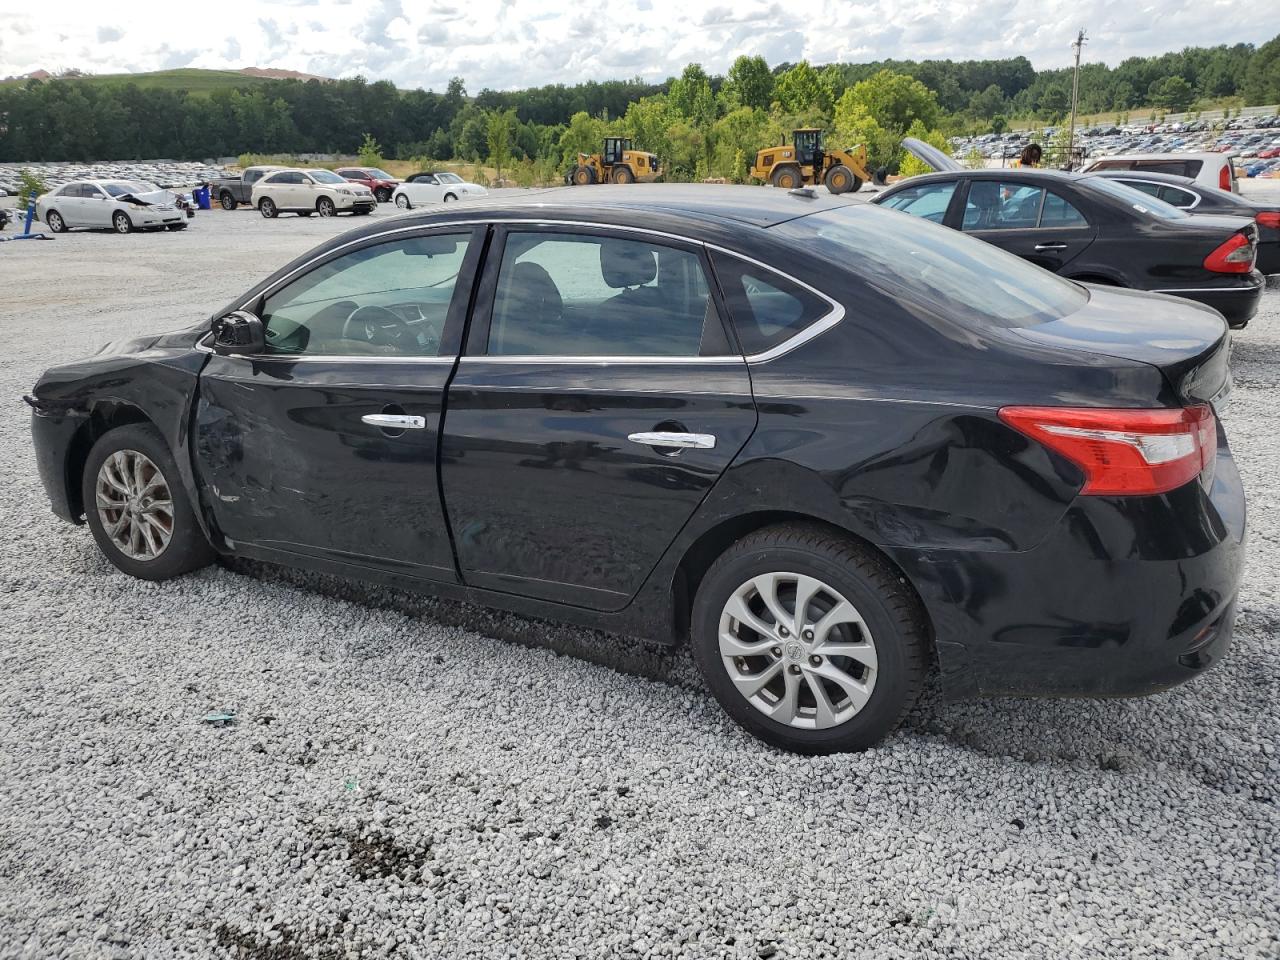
[1156,273,1264,327]
[891,435,1246,700]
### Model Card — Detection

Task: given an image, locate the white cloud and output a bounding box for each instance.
[4,0,1273,93]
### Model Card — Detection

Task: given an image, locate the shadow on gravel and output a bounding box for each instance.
[214,924,341,960]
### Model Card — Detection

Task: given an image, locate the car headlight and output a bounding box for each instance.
[338,188,353,195]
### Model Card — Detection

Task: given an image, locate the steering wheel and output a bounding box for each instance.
[342,304,415,349]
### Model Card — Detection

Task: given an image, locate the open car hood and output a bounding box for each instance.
[901,137,963,173]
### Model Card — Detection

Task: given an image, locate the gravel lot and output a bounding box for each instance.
[0,197,1277,959]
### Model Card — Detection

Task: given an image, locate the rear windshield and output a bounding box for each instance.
[775,207,1087,329]
[1085,177,1189,218]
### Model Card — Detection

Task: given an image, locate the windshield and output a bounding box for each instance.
[437,173,463,184]
[309,170,346,184]
[100,182,136,197]
[367,169,394,180]
[777,207,1088,329]
[1085,176,1189,219]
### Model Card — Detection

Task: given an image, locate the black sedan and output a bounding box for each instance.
[875,140,1264,328]
[1085,168,1280,275]
[26,186,1245,754]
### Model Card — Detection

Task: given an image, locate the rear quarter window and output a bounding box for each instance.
[709,253,833,356]
[774,207,1088,330]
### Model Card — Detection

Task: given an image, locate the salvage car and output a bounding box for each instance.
[36,180,188,233]
[1085,169,1280,275]
[26,185,1244,754]
[251,168,377,219]
[335,166,400,203]
[392,171,488,209]
[876,140,1264,328]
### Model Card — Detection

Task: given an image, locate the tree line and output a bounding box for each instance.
[0,34,1276,179]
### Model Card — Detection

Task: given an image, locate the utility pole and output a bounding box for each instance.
[1067,28,1088,170]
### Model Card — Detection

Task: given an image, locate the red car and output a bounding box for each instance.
[334,167,400,203]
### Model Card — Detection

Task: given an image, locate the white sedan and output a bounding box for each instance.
[392,172,488,209]
[37,180,187,234]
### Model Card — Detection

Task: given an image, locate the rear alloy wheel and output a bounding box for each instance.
[82,424,215,581]
[259,198,277,219]
[395,193,411,209]
[219,192,237,211]
[691,524,928,753]
[45,210,67,233]
[112,211,133,234]
[317,197,336,217]
[375,187,391,203]
[770,165,803,190]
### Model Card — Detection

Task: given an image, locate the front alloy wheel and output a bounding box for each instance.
[719,573,877,729]
[395,193,411,209]
[317,197,336,217]
[112,211,132,234]
[95,450,174,561]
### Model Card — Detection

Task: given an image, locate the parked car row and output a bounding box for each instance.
[27,184,1245,754]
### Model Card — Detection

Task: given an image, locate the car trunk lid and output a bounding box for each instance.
[900,137,964,173]
[1012,284,1232,407]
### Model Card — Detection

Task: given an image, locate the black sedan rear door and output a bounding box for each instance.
[439,224,757,612]
[953,178,1097,272]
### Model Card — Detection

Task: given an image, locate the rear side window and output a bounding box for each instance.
[1157,185,1198,207]
[776,207,1088,329]
[711,254,831,356]
[1132,159,1200,178]
[1040,191,1088,227]
[962,182,1044,230]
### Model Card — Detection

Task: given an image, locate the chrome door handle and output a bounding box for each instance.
[1034,242,1068,251]
[361,414,425,429]
[627,431,716,449]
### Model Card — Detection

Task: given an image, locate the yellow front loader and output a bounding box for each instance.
[751,128,871,194]
[569,137,662,185]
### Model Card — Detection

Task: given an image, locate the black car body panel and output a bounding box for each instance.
[873,167,1264,327]
[29,186,1246,703]
[1086,169,1280,275]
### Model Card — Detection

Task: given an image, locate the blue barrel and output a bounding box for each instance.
[194,186,212,210]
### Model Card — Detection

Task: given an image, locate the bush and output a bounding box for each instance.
[14,168,47,210]
[358,134,384,168]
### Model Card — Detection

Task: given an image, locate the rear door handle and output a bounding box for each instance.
[627,431,716,449]
[361,414,425,429]
[1034,242,1068,251]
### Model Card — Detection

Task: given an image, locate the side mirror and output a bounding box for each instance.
[211,310,266,355]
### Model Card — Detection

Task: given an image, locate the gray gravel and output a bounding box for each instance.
[0,202,1277,959]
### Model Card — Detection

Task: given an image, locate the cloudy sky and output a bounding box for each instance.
[0,0,1272,91]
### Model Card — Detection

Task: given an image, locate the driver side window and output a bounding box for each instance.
[260,234,471,358]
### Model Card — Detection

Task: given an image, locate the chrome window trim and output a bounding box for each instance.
[216,218,845,366]
[1112,177,1202,209]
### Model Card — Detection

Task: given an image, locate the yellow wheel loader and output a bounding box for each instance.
[568,137,662,185]
[750,128,871,194]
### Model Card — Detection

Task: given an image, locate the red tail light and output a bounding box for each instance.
[999,405,1216,496]
[1203,233,1255,273]
[1219,166,1232,191]
[1257,212,1280,229]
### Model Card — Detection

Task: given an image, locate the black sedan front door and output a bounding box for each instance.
[956,178,1097,272]
[440,225,757,611]
[195,228,482,581]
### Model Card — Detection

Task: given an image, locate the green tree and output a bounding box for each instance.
[1149,75,1194,111]
[968,83,1006,119]
[1039,85,1070,118]
[357,133,384,167]
[486,109,516,180]
[559,111,608,167]
[1242,34,1280,105]
[723,55,774,111]
[832,96,895,169]
[991,114,1008,135]
[842,69,940,133]
[710,106,769,181]
[775,61,830,114]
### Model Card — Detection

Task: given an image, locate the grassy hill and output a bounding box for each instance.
[2,68,284,95]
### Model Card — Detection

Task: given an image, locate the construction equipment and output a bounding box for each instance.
[569,137,662,185]
[750,128,871,194]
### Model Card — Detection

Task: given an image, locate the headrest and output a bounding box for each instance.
[600,241,657,288]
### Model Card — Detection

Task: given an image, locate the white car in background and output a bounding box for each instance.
[1079,152,1239,193]
[36,180,187,233]
[392,171,488,209]
[250,168,377,219]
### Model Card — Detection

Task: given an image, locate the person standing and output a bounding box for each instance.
[1017,143,1043,168]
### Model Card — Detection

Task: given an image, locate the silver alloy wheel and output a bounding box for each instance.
[113,212,131,234]
[95,449,174,561]
[47,211,65,232]
[395,193,410,209]
[718,572,878,729]
[318,198,335,217]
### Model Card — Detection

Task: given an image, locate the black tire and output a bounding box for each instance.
[259,197,277,219]
[823,164,859,194]
[443,193,457,202]
[570,165,597,186]
[394,193,411,210]
[81,424,215,581]
[112,211,133,234]
[45,209,67,233]
[690,523,929,754]
[316,197,336,217]
[375,187,391,203]
[219,192,237,211]
[611,165,635,184]
[770,165,803,190]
